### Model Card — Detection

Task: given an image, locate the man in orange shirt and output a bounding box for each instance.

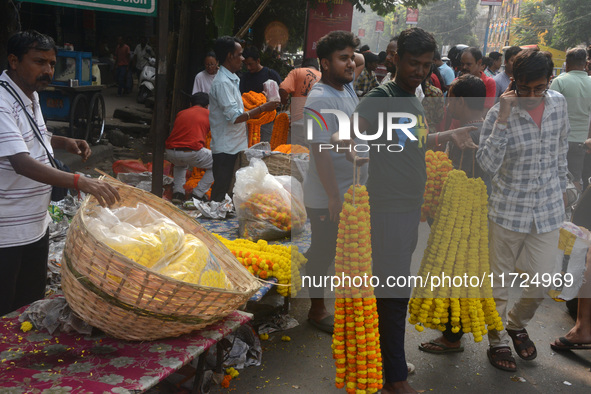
[279,58,321,146]
[165,92,213,204]
[460,47,496,109]
[114,36,131,96]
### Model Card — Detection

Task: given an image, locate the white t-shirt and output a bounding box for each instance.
[302,82,368,209]
[133,44,154,71]
[0,71,52,247]
[192,70,217,95]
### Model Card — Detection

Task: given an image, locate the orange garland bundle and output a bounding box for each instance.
[332,185,382,394]
[273,144,310,155]
[270,112,290,150]
[242,91,276,147]
[183,167,212,199]
[421,150,453,222]
[240,190,307,233]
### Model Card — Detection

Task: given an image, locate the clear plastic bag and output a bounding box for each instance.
[548,222,591,301]
[233,158,307,241]
[263,79,280,102]
[86,202,232,289]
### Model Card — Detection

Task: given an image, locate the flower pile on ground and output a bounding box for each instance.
[214,235,306,296]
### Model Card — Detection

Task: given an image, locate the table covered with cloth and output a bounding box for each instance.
[0,301,252,393]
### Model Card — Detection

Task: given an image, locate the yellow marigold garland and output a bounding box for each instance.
[421,150,453,222]
[242,91,276,147]
[214,235,306,296]
[332,185,382,394]
[270,112,290,150]
[409,170,503,342]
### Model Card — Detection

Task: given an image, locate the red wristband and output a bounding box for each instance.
[435,132,440,147]
[73,174,80,191]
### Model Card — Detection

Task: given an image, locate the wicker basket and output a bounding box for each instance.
[62,175,260,341]
[240,151,306,183]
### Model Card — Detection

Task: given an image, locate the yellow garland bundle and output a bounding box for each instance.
[270,113,290,150]
[409,170,503,342]
[214,235,307,296]
[421,150,453,222]
[332,185,382,394]
[242,91,276,147]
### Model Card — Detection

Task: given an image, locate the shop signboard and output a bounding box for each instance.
[23,0,156,16]
[304,0,354,59]
[406,8,418,25]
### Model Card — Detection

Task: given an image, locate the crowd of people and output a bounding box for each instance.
[1,26,591,394]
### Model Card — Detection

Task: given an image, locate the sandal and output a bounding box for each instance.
[487,346,517,372]
[507,328,537,360]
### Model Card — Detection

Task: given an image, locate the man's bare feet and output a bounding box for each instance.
[381,381,417,394]
[419,335,463,353]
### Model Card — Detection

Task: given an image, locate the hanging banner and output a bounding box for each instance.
[375,21,384,33]
[481,0,502,5]
[22,0,156,16]
[406,8,419,25]
[304,0,354,59]
[358,29,365,38]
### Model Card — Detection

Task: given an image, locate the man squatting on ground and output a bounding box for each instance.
[0,31,120,317]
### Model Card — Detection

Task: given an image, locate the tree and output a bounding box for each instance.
[512,0,555,47]
[550,0,591,48]
[416,0,479,49]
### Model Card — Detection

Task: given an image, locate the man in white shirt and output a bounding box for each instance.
[132,36,154,81]
[0,31,119,316]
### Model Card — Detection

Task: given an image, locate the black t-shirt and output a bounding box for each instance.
[239,67,282,94]
[355,81,429,213]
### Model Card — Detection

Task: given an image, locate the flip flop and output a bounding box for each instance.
[418,340,464,354]
[308,315,334,334]
[507,328,537,360]
[551,336,591,351]
[487,346,517,372]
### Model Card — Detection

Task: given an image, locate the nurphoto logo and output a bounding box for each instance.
[304,108,422,152]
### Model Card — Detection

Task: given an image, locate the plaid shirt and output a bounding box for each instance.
[354,68,378,96]
[476,89,569,234]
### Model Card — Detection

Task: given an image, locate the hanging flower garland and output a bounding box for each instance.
[332,185,382,394]
[242,91,276,147]
[421,150,453,222]
[270,112,290,150]
[409,170,503,342]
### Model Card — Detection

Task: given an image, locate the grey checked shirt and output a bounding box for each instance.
[476,89,569,234]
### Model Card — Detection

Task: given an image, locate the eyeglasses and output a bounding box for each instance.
[515,85,548,97]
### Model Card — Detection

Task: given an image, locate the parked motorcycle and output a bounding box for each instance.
[137,57,155,104]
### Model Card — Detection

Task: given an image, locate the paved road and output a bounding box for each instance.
[203,221,591,394]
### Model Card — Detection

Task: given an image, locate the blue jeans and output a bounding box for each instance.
[116,66,128,95]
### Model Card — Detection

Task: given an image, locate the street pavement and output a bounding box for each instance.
[204,221,591,394]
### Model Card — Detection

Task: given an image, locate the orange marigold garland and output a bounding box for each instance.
[332,185,382,393]
[242,91,276,147]
[270,112,290,150]
[183,167,212,199]
[421,150,453,222]
[273,144,310,155]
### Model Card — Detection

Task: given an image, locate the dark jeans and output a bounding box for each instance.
[116,66,129,95]
[371,209,420,383]
[0,230,49,316]
[211,152,239,202]
[303,207,339,299]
